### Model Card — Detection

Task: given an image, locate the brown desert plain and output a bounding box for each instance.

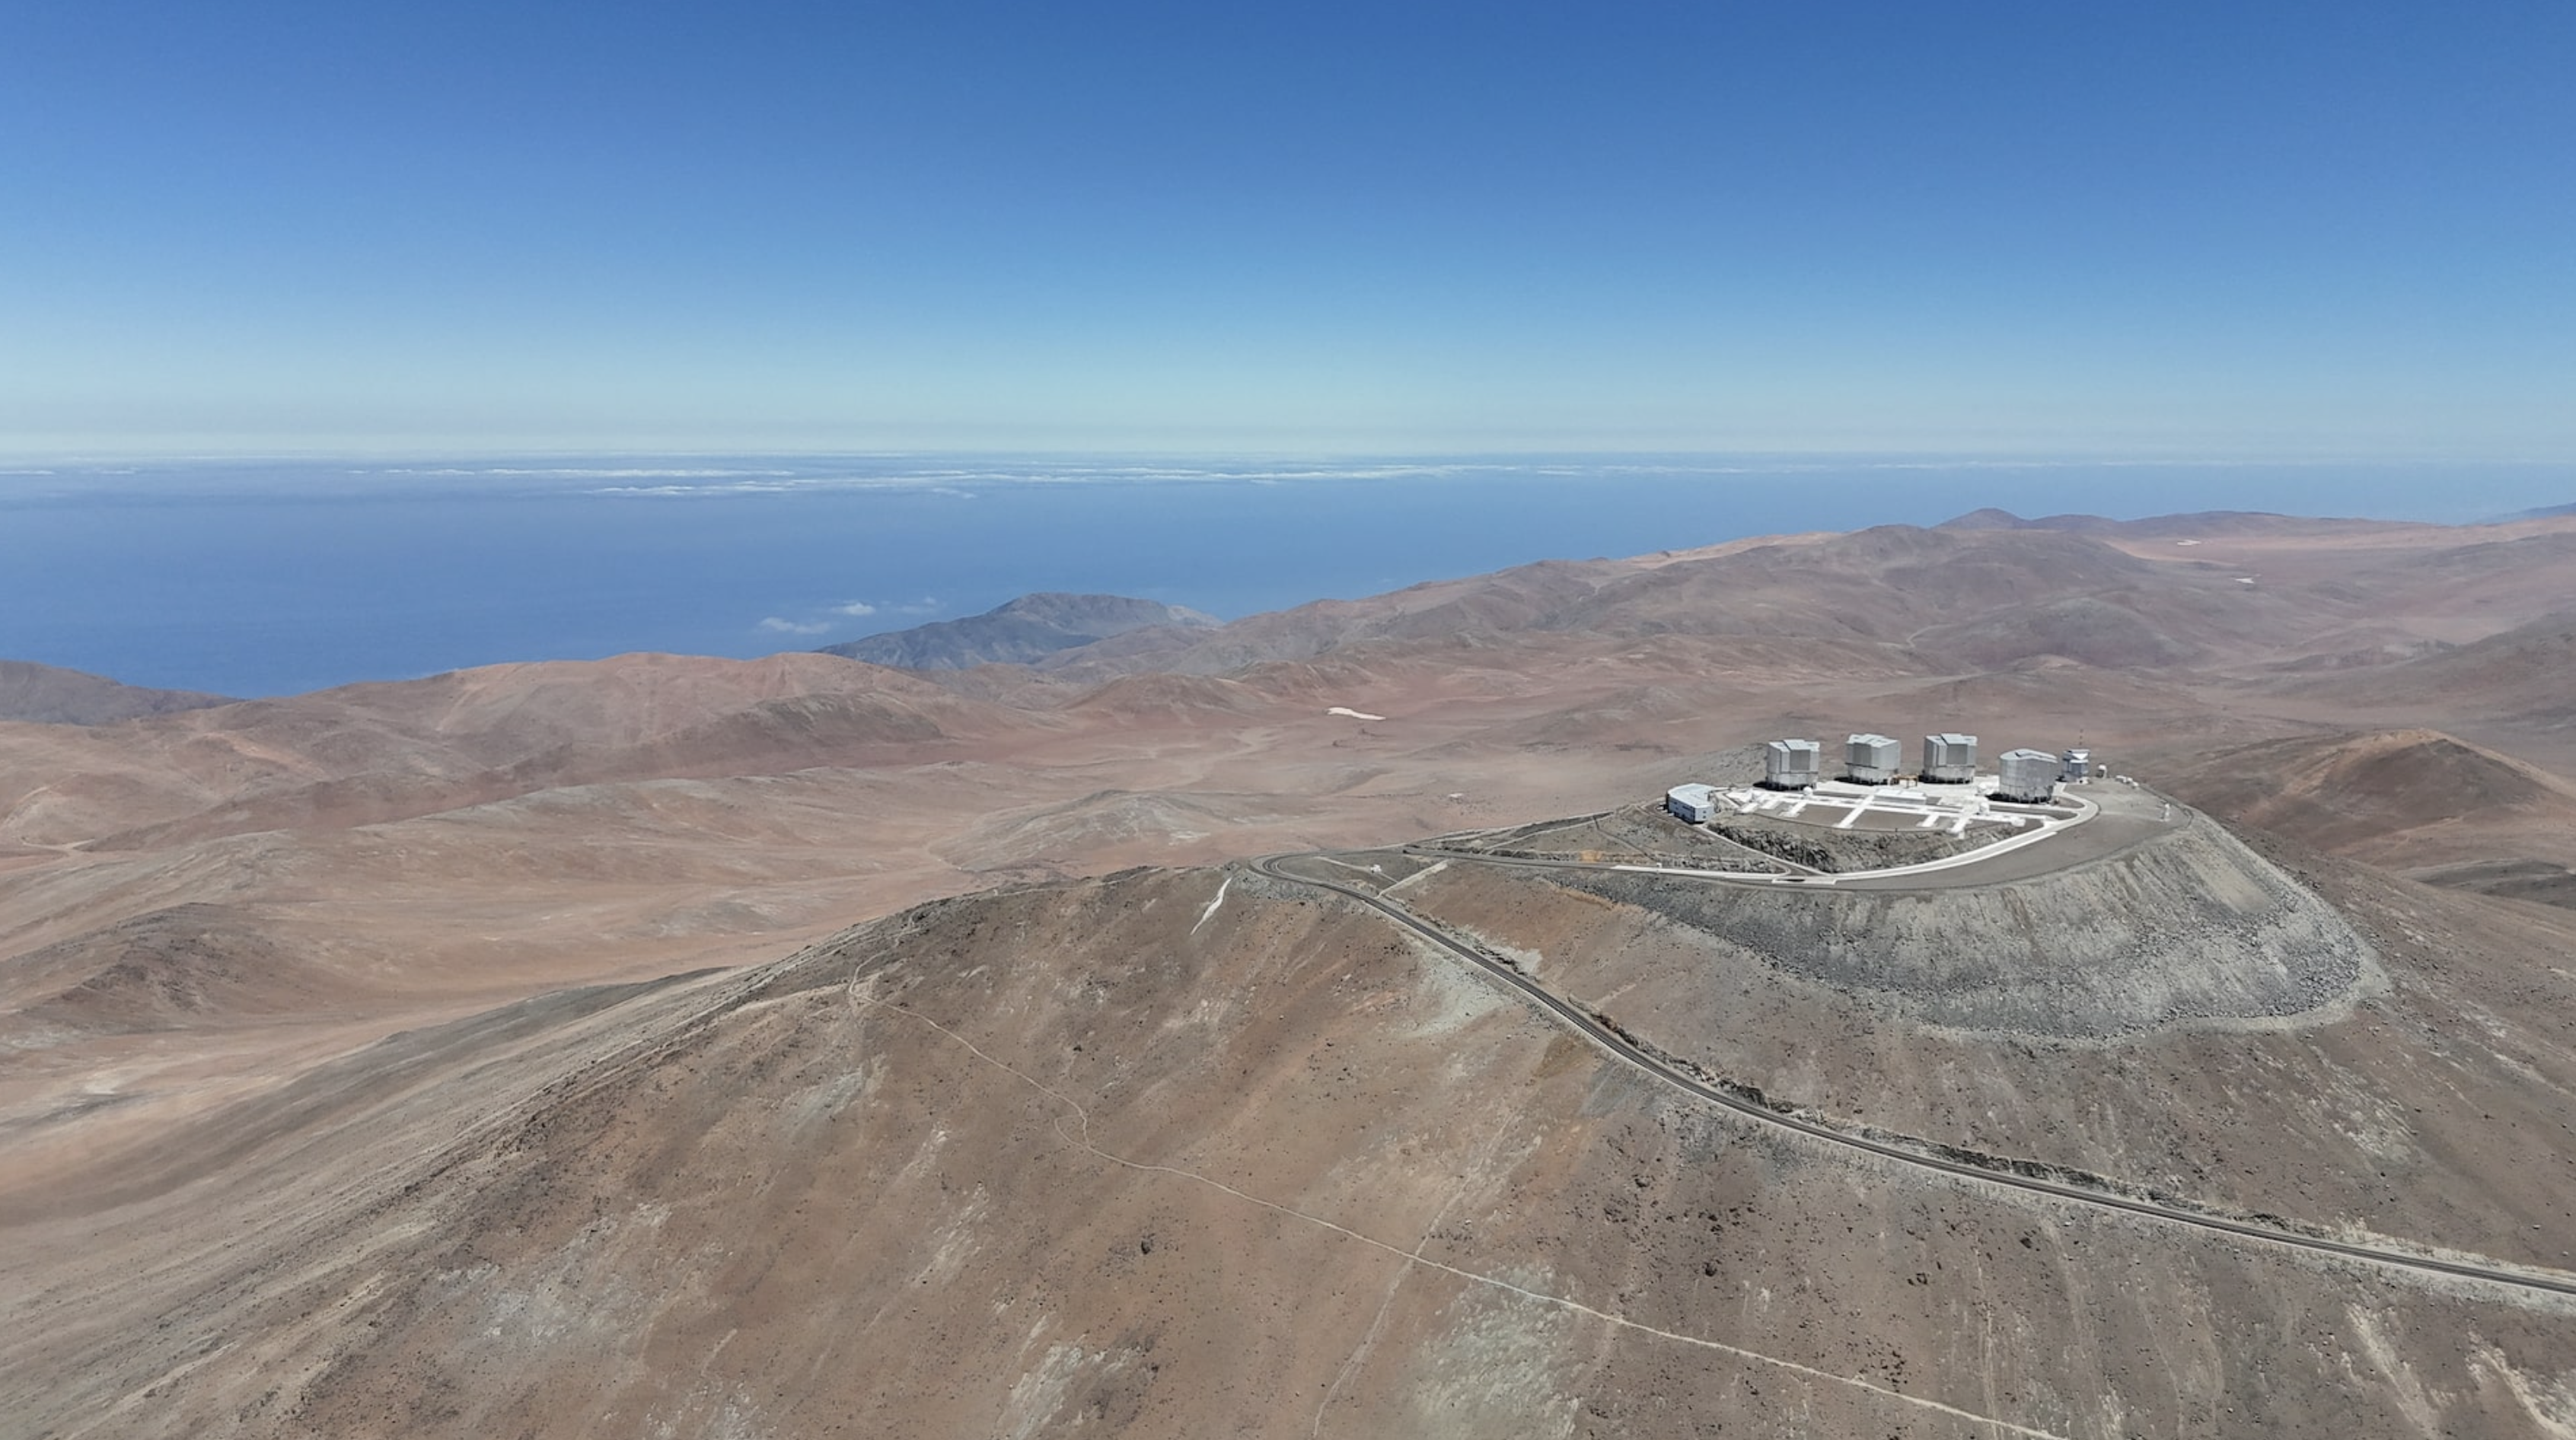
[5,509,2576,1438]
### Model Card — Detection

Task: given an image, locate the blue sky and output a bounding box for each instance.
[4,2,2571,457]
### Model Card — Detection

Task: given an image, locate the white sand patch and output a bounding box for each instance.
[1325,706,1385,721]
[1191,875,1231,934]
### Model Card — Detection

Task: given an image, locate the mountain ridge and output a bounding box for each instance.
[818,591,1216,670]
[9,505,2576,1437]
[0,659,231,726]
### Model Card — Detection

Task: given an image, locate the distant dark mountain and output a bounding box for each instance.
[1936,508,2311,535]
[817,593,1218,671]
[1932,507,2031,530]
[1034,524,2289,682]
[2500,501,2576,521]
[0,660,232,725]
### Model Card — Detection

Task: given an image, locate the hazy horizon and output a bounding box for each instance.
[5,449,2570,698]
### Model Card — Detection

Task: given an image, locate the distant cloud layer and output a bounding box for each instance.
[758,597,942,639]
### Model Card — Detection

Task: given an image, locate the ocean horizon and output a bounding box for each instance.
[2,451,2565,699]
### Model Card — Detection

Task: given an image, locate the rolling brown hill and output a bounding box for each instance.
[2284,610,2576,727]
[7,808,2575,1438]
[0,902,373,1044]
[2158,728,2576,911]
[0,651,1035,849]
[821,591,1217,669]
[8,507,2576,1437]
[1041,517,2576,689]
[0,659,230,725]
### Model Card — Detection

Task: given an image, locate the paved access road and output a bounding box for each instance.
[1251,850,2576,1303]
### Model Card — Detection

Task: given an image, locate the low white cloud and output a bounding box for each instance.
[391,467,797,479]
[757,616,834,635]
[831,601,878,617]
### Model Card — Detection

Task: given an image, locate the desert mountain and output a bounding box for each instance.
[0,659,230,725]
[8,507,2576,1436]
[0,650,1031,849]
[2157,728,2576,910]
[1038,518,2576,687]
[2279,610,2576,726]
[8,800,2576,1437]
[819,591,1216,670]
[1934,506,2402,540]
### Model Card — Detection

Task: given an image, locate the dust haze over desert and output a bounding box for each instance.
[9,7,2576,1440]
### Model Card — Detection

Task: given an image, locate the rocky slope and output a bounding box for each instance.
[0,659,229,725]
[1548,811,2372,1038]
[0,651,1027,848]
[2158,729,2576,907]
[8,508,2576,1437]
[6,815,2574,1438]
[819,592,1216,670]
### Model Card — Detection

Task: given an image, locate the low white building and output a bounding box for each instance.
[1762,738,1822,789]
[2061,747,2093,782]
[1845,733,1902,784]
[1995,748,2059,803]
[1666,783,1718,823]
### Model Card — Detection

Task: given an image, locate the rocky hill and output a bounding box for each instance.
[2157,728,2576,913]
[818,592,1216,670]
[1034,515,2576,687]
[0,659,229,725]
[8,508,2576,1437]
[0,650,1023,849]
[8,803,2575,1438]
[2284,610,2576,729]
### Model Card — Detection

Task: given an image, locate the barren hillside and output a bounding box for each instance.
[6,509,2576,1436]
[8,807,2574,1438]
[0,660,229,726]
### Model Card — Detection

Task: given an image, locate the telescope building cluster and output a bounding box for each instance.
[1654,732,2096,822]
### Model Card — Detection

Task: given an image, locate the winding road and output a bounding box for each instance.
[1251,849,2576,1304]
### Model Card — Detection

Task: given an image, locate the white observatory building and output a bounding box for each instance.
[1762,738,1822,789]
[1845,733,1902,785]
[1666,782,1718,823]
[1922,732,1978,783]
[1995,748,2060,803]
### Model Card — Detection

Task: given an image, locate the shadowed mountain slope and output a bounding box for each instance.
[2157,728,2576,906]
[821,592,1216,669]
[0,903,372,1044]
[0,660,231,725]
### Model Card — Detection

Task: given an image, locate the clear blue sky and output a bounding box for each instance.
[4,2,2571,458]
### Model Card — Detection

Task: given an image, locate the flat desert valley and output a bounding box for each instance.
[6,509,2576,1438]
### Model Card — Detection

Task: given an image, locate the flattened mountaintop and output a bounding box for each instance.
[1522,802,2374,1039]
